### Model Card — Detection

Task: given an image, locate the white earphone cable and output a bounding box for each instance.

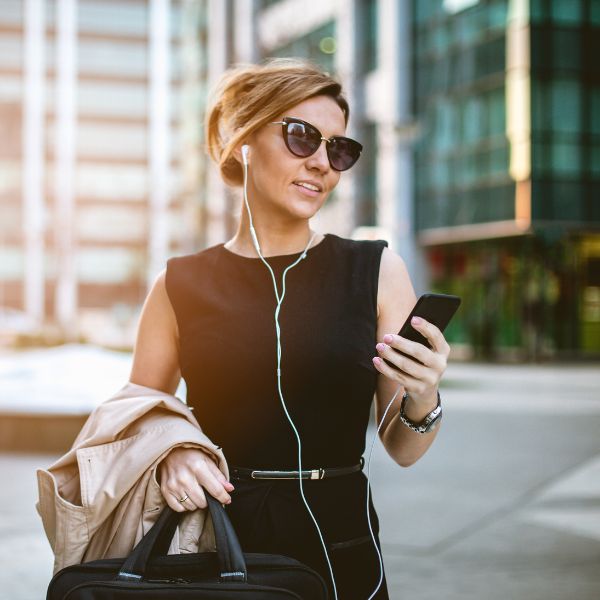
[241,145,399,599]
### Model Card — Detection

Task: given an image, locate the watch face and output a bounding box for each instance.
[425,413,442,432]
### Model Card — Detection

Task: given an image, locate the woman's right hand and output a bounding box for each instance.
[159,447,235,512]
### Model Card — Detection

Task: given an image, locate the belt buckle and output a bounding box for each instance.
[250,468,324,480]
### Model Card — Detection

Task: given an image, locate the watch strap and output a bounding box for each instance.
[399,390,442,434]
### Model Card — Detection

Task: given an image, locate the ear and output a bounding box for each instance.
[232,144,243,165]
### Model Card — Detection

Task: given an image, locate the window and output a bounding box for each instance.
[488,87,505,137]
[78,1,148,37]
[550,182,585,219]
[551,143,582,176]
[432,22,450,54]
[592,145,600,177]
[363,0,378,72]
[550,0,583,25]
[591,87,600,135]
[359,122,377,226]
[531,80,550,133]
[267,21,337,75]
[0,0,21,26]
[74,164,147,200]
[551,79,582,134]
[0,35,21,70]
[77,40,148,78]
[78,82,147,118]
[487,0,507,31]
[592,1,600,25]
[475,36,505,80]
[552,30,581,71]
[489,143,509,175]
[435,100,458,151]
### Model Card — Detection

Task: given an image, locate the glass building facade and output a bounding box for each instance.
[414,0,511,230]
[413,0,600,359]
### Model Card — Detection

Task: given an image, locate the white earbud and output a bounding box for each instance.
[241,144,249,166]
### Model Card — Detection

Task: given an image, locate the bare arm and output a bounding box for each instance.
[129,268,234,510]
[373,247,448,467]
[129,268,182,395]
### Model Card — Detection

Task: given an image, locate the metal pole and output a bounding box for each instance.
[148,0,171,288]
[22,0,46,329]
[54,0,78,340]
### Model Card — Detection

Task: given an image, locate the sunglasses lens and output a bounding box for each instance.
[285,121,320,157]
[328,138,362,171]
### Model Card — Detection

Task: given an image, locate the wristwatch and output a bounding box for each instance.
[399,390,442,434]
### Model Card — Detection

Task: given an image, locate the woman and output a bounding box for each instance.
[129,57,451,600]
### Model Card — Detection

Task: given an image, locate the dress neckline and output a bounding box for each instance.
[220,232,332,262]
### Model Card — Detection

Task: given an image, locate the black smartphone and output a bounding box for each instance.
[383,293,461,368]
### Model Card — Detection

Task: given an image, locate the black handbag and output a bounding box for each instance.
[46,488,329,599]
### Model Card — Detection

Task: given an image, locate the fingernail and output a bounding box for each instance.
[411,316,422,325]
[376,343,386,352]
[383,334,393,343]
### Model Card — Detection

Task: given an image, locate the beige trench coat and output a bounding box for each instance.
[36,381,229,575]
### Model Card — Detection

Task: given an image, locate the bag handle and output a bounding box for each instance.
[116,490,247,583]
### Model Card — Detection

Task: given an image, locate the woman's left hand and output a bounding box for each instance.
[373,316,451,405]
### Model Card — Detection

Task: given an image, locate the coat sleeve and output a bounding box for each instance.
[36,382,227,574]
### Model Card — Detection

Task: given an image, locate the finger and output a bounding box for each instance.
[190,462,233,506]
[203,454,235,492]
[179,496,198,512]
[409,317,445,354]
[189,449,234,492]
[381,334,434,367]
[376,343,428,380]
[184,479,209,509]
[372,355,408,383]
[162,487,188,513]
[388,333,448,377]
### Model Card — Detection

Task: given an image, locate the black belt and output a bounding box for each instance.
[230,457,365,480]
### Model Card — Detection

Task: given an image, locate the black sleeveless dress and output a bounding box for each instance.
[166,232,390,600]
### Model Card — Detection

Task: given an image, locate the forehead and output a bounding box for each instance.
[277,95,346,137]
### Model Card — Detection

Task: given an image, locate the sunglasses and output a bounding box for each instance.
[270,117,363,171]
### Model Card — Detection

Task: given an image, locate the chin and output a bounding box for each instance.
[289,202,325,221]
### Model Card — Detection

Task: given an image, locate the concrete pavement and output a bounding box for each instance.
[0,358,599,599]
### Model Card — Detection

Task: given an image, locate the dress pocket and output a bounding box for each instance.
[328,533,372,551]
[326,533,389,600]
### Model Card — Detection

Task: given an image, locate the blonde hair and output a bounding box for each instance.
[205,57,350,187]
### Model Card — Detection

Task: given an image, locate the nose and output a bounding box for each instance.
[305,139,330,173]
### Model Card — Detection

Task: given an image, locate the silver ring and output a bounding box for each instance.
[177,493,190,504]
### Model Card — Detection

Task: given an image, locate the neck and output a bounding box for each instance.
[226,214,321,258]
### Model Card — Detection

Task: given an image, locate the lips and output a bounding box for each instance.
[293,180,322,192]
[292,182,321,197]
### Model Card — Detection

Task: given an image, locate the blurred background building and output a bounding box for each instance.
[0,0,599,361]
[0,0,210,348]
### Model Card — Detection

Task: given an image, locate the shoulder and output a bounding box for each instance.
[379,245,409,282]
[377,246,416,320]
[164,244,224,286]
[326,233,388,251]
[325,233,388,263]
[166,243,222,268]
